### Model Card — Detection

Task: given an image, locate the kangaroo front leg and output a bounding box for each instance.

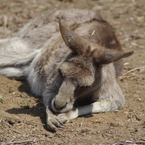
[43,87,64,132]
[58,99,124,123]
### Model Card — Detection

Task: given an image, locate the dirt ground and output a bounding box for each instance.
[0,0,145,144]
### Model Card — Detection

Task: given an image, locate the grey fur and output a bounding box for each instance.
[0,9,133,132]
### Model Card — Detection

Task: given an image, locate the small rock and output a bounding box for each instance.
[6,118,21,125]
[20,92,28,98]
[110,122,119,127]
[81,128,89,133]
[45,132,55,138]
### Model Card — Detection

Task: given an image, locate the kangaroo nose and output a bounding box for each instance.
[53,99,67,110]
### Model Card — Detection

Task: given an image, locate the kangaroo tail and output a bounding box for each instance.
[0,66,29,80]
[0,37,40,67]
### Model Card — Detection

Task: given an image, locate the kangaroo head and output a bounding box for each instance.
[51,21,133,113]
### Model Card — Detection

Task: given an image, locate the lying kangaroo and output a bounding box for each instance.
[0,9,133,131]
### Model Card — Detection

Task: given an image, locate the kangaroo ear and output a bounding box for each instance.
[59,21,88,54]
[93,49,134,64]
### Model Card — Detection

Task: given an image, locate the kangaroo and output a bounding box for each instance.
[0,9,133,132]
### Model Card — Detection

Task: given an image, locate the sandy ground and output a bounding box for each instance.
[0,0,145,144]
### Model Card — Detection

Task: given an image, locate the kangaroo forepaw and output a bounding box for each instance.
[46,113,64,132]
[46,106,64,132]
